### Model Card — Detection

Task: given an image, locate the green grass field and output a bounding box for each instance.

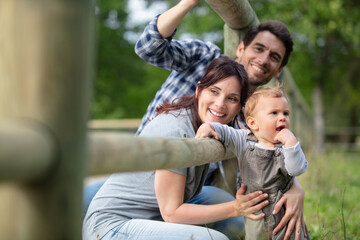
[300,150,360,239]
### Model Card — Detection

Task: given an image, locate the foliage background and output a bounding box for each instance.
[90,1,360,238]
[91,0,360,144]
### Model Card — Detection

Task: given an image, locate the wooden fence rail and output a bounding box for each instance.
[88,132,234,175]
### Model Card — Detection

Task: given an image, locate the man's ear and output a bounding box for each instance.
[246,116,258,131]
[236,41,245,59]
[275,66,284,78]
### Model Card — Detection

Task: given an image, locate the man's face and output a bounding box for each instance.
[236,31,286,90]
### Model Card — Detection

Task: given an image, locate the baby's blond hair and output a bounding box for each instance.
[244,84,287,119]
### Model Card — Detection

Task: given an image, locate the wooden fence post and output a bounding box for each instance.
[0,0,94,239]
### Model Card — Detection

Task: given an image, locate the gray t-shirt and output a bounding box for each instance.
[83,109,209,239]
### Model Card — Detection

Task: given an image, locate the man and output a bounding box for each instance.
[134,2,306,239]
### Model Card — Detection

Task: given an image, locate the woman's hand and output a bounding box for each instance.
[272,178,307,240]
[195,123,219,139]
[233,184,269,220]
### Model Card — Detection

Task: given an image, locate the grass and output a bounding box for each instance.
[299,150,360,239]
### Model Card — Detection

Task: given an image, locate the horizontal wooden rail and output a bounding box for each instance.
[0,121,57,181]
[205,0,258,29]
[88,119,140,131]
[87,132,235,175]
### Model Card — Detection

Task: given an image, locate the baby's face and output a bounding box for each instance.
[252,96,290,146]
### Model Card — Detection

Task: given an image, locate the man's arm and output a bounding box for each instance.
[157,0,200,38]
[134,1,221,135]
[135,0,219,72]
[272,177,307,240]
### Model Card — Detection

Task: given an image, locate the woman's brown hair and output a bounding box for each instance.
[156,56,249,131]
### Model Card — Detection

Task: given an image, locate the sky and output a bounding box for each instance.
[126,0,168,28]
[104,0,222,43]
[123,0,168,42]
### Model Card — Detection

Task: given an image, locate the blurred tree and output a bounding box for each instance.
[91,0,165,119]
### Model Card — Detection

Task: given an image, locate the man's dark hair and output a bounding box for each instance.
[243,20,293,67]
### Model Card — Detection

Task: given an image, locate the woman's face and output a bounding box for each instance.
[196,76,242,124]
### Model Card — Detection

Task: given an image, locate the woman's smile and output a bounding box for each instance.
[209,108,226,118]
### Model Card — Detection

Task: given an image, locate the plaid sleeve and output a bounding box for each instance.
[135,15,222,135]
[135,15,221,72]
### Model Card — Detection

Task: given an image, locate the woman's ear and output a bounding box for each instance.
[195,82,201,98]
[246,116,258,131]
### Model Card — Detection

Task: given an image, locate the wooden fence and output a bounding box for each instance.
[0,0,313,239]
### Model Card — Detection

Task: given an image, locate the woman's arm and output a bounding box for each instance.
[272,177,307,240]
[157,0,200,38]
[155,169,269,225]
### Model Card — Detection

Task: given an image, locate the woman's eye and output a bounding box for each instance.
[210,89,218,94]
[228,97,238,102]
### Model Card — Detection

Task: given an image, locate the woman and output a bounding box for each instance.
[82,57,269,240]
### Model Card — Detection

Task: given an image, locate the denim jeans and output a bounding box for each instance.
[83,182,244,239]
[101,219,229,240]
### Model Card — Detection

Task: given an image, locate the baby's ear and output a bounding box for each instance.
[246,116,258,131]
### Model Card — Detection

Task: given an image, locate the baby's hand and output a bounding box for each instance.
[274,128,297,148]
[195,123,219,140]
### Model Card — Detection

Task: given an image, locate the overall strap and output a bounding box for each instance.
[246,132,283,156]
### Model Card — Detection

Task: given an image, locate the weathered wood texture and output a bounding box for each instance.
[88,132,234,175]
[0,0,94,239]
[206,0,260,57]
[0,122,56,181]
[88,119,141,132]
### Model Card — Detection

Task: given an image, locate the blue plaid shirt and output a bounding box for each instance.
[135,15,222,135]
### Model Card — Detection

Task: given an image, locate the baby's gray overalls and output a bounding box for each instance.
[239,133,309,240]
